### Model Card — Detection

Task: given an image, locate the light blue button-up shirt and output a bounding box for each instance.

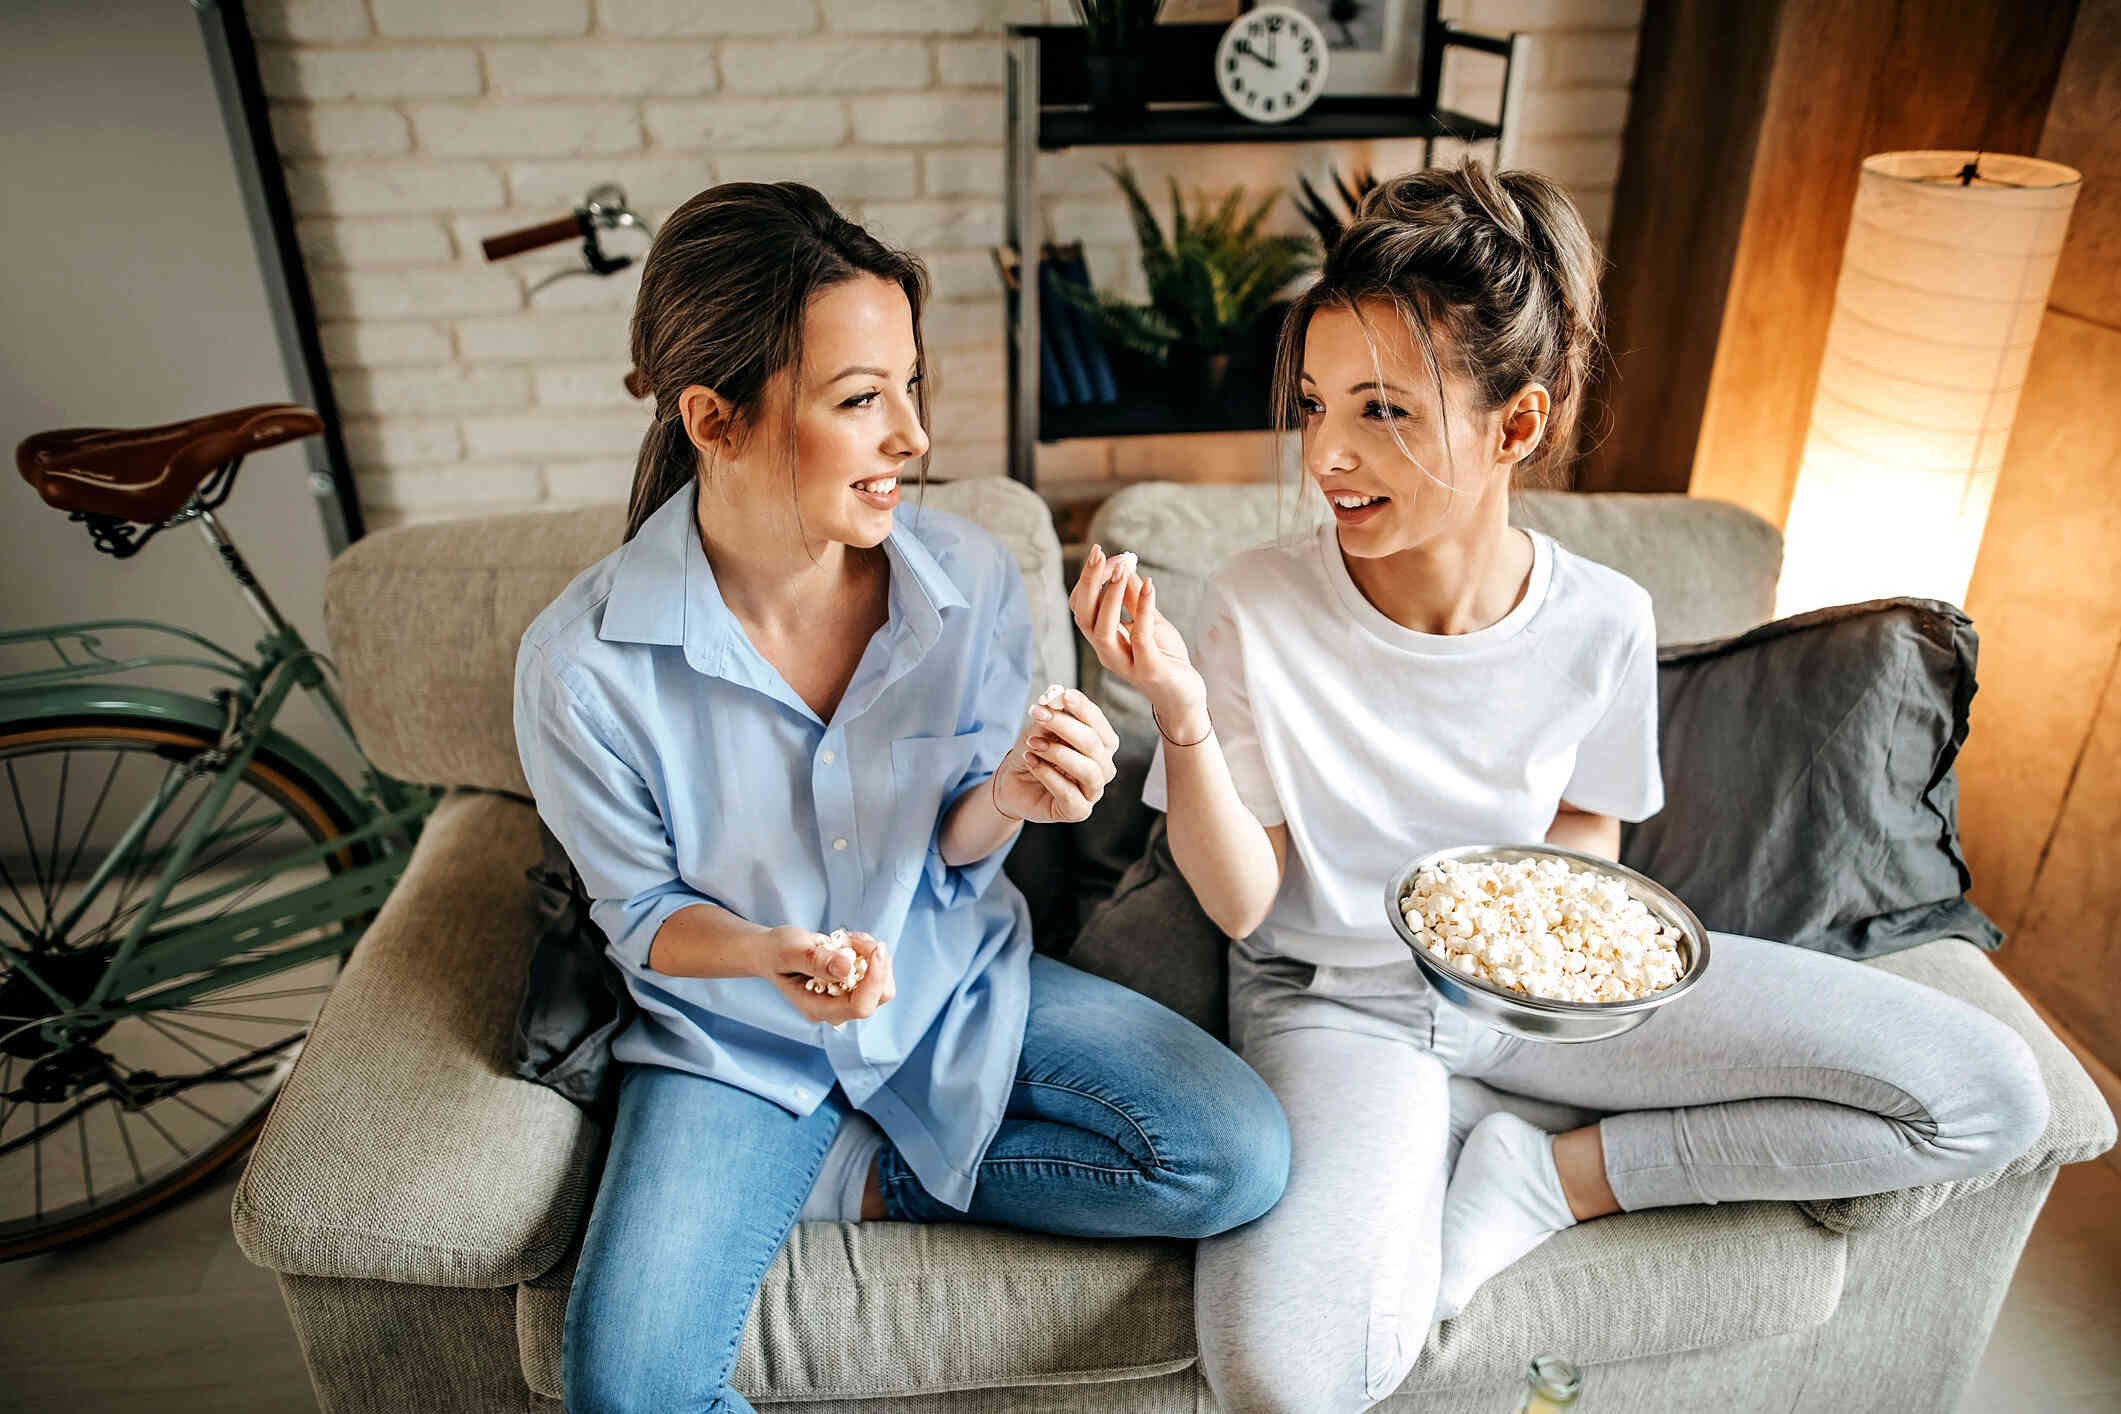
[513,484,1034,1210]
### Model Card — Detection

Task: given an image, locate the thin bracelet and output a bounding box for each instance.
[1152,706,1213,748]
[991,754,1027,823]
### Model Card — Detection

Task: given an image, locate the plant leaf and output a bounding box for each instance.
[1107,163,1167,275]
[1233,187,1280,246]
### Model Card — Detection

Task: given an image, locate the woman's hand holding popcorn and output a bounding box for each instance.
[1070,545,1205,731]
[765,925,896,1028]
[991,684,1119,825]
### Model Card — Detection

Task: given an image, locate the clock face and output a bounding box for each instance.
[1216,5,1329,124]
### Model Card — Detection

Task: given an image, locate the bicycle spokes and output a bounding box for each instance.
[0,728,362,1251]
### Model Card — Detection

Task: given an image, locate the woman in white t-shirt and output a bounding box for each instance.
[1069,160,2050,1411]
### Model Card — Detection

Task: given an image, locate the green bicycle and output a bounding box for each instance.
[1,403,434,1258]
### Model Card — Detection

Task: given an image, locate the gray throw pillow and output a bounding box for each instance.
[1620,597,2003,960]
[1067,815,1230,1041]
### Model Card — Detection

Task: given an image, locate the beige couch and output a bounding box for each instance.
[233,478,2117,1412]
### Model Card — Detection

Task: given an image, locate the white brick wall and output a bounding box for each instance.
[642,98,848,150]
[369,0,588,39]
[251,0,1641,526]
[270,103,411,156]
[598,0,820,38]
[482,42,722,97]
[259,46,481,100]
[718,39,931,93]
[297,216,454,269]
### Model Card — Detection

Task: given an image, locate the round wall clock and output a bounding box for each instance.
[1215,5,1329,124]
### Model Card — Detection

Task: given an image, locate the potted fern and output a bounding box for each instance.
[1072,164,1320,402]
[1293,165,1380,254]
[1072,0,1164,117]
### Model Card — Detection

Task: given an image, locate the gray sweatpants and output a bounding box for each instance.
[1193,930,2050,1413]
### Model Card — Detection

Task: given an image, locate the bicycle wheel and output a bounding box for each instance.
[0,715,368,1259]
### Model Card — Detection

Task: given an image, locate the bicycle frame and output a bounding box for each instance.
[0,504,433,1042]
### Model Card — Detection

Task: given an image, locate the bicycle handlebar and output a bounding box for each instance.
[481,215,586,261]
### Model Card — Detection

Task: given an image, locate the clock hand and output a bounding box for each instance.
[1234,39,1278,68]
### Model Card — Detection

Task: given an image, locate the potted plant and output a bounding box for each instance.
[1072,0,1165,117]
[1293,165,1380,254]
[1070,164,1319,402]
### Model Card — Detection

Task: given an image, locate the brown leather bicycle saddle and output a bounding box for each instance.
[17,403,323,523]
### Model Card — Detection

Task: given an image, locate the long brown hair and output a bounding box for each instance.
[622,182,931,542]
[1269,158,1604,490]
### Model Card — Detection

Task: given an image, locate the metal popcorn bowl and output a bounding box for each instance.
[1385,844,1712,1044]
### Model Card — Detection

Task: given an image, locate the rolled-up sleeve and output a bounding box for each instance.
[514,648,730,969]
[924,554,1034,910]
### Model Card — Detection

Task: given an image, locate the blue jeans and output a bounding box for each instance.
[564,954,1291,1413]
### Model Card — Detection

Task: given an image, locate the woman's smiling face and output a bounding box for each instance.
[736,274,930,551]
[1296,300,1508,559]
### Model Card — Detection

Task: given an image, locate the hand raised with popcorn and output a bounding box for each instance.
[1070,545,1205,724]
[764,925,896,1027]
[990,683,1119,825]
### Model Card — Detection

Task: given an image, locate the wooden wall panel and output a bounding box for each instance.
[2041,0,2121,325]
[1585,0,2077,510]
[1687,0,2076,525]
[1577,0,1780,495]
[2002,604,2121,1064]
[1959,0,2121,1075]
[1959,314,2121,932]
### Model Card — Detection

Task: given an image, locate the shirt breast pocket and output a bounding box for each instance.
[888,729,987,886]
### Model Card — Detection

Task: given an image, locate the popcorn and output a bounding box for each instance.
[1400,858,1687,1005]
[803,929,871,997]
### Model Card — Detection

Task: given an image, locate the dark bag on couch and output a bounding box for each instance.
[512,820,634,1115]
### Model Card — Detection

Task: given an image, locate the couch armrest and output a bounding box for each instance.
[1798,938,2118,1235]
[232,791,603,1287]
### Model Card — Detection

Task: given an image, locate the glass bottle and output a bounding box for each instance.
[1513,1353,1583,1413]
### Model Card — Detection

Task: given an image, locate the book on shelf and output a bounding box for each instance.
[1049,244,1121,404]
[1037,254,1095,405]
[1038,242,1120,407]
[1035,260,1080,406]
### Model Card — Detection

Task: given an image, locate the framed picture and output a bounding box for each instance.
[1278,0,1434,95]
[1161,0,1243,21]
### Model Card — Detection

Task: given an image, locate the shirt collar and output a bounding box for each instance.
[599,482,970,678]
[597,481,696,650]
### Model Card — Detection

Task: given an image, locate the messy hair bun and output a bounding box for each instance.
[1272,158,1604,486]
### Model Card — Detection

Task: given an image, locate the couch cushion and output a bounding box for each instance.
[1623,598,2001,961]
[233,790,603,1287]
[1068,815,1227,1039]
[515,1198,1841,1402]
[1511,490,1782,644]
[1798,938,2117,1234]
[517,1223,1199,1402]
[324,480,1073,793]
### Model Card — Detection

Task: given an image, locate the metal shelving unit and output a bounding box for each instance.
[1001,18,1525,486]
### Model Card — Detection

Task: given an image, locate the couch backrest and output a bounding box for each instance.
[324,479,1071,793]
[1078,483,1784,753]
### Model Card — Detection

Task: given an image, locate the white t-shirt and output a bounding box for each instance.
[1143,524,1664,968]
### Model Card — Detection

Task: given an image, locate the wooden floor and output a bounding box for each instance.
[0,1158,2116,1412]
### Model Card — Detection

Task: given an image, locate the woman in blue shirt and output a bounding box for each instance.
[514,182,1291,1413]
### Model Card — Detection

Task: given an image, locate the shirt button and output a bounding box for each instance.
[833,837,849,851]
[820,749,836,765]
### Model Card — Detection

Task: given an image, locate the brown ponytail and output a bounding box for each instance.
[1270,158,1604,488]
[622,182,931,542]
